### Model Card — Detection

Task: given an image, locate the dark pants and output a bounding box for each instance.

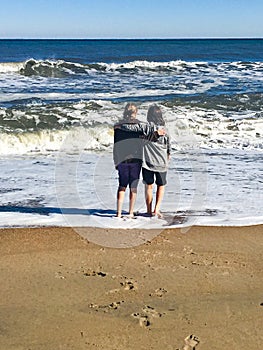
[142,167,167,186]
[117,162,141,188]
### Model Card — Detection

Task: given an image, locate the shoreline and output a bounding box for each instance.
[1,225,263,349]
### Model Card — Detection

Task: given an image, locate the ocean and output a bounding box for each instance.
[0,39,262,232]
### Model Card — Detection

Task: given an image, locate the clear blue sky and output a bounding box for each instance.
[1,0,263,39]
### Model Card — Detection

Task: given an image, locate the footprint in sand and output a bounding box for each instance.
[182,334,200,350]
[131,313,151,328]
[149,287,167,297]
[131,305,164,328]
[83,269,107,277]
[89,300,124,312]
[142,305,163,318]
[120,276,138,290]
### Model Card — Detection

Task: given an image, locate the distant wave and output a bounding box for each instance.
[1,58,263,78]
[0,61,25,73]
[0,59,91,77]
[163,93,263,112]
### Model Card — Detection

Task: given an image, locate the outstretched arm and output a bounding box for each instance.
[116,122,151,136]
[115,122,166,138]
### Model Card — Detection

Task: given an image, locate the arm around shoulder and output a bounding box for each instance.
[119,122,152,135]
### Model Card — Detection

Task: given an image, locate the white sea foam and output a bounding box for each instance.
[2,58,263,76]
[0,150,262,232]
[98,59,188,71]
[1,59,263,108]
[0,61,24,73]
[0,127,114,155]
[0,102,262,155]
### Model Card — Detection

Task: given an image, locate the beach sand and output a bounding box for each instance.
[0,225,263,350]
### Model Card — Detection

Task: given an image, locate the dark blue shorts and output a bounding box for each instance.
[117,162,141,188]
[142,168,167,186]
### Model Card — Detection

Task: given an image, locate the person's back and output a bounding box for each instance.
[113,103,143,218]
[113,118,142,166]
[116,110,170,172]
[139,121,170,172]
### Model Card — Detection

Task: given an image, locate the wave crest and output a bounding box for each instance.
[0,126,113,155]
[1,58,263,78]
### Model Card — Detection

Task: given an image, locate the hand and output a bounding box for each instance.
[157,127,166,136]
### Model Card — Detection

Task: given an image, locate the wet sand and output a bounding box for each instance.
[0,225,263,350]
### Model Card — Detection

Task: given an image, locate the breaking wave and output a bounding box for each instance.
[0,126,114,155]
[1,58,263,77]
[0,99,262,155]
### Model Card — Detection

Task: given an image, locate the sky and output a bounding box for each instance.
[1,0,263,39]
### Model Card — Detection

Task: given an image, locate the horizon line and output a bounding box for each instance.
[0,36,263,40]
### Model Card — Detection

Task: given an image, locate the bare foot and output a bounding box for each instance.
[113,214,122,219]
[123,214,136,220]
[152,211,164,219]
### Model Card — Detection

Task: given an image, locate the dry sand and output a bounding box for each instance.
[0,225,263,350]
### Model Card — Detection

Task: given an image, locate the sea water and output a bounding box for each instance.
[0,39,262,230]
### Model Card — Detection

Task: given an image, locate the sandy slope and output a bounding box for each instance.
[0,225,263,350]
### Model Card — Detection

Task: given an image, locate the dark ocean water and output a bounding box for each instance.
[1,38,263,63]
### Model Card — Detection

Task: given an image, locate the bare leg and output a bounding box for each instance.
[116,187,126,217]
[153,185,165,218]
[145,184,153,215]
[129,188,137,217]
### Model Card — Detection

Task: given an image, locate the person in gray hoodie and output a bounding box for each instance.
[118,104,171,218]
